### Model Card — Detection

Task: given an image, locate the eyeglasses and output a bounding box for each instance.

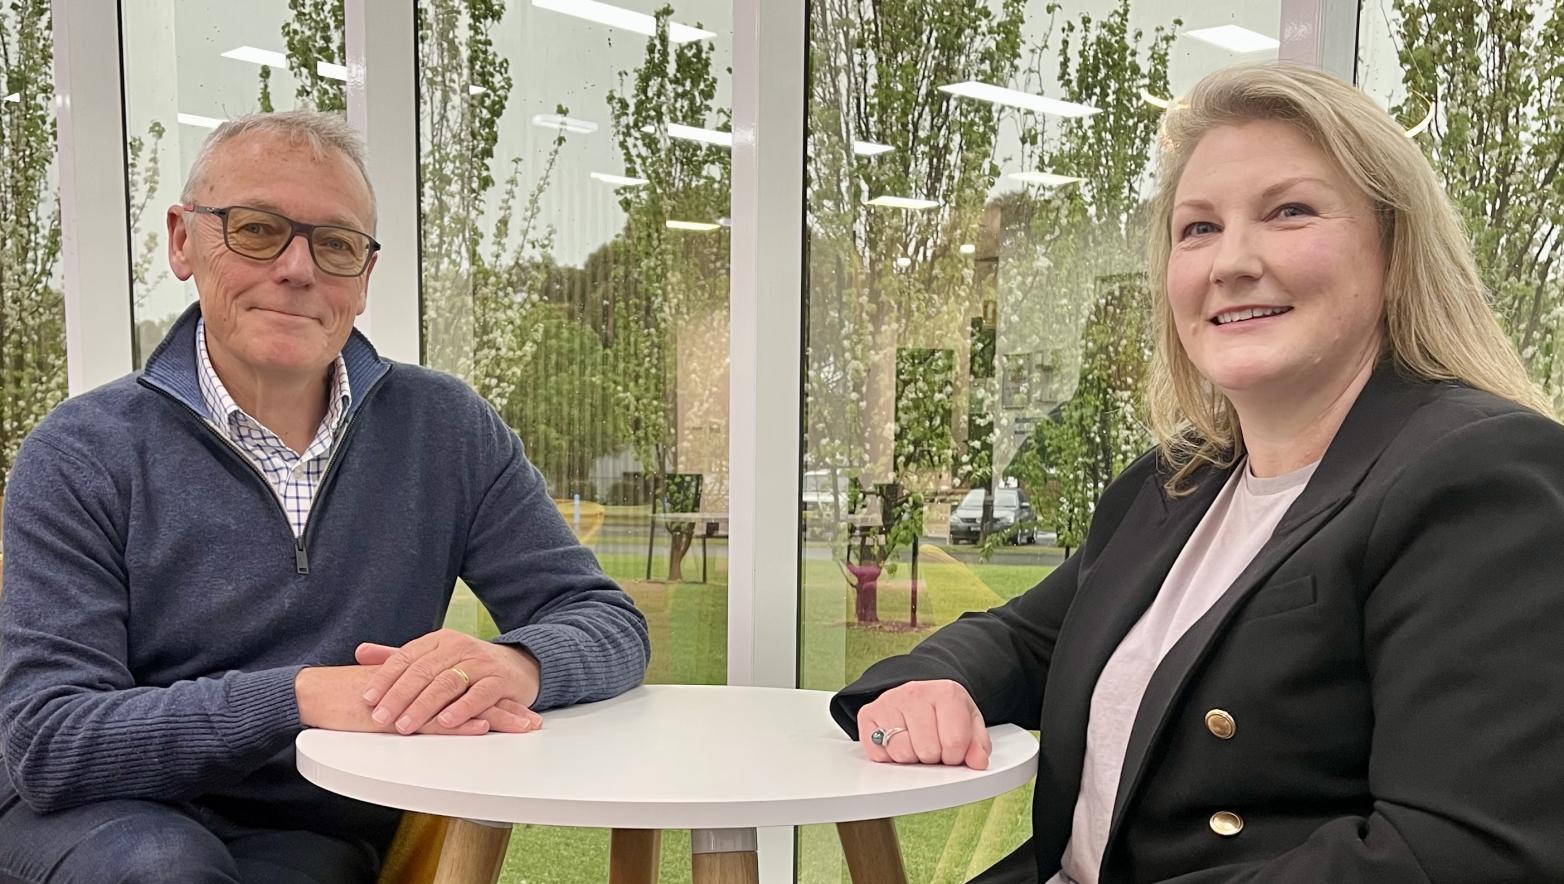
[186,205,380,277]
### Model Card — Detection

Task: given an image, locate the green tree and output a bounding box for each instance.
[282,0,346,112]
[499,306,624,497]
[805,0,1026,584]
[415,0,638,512]
[0,0,64,497]
[1036,274,1151,554]
[606,8,730,580]
[278,0,614,502]
[127,119,169,364]
[127,121,167,299]
[1390,0,1564,404]
[998,0,1175,552]
[420,0,522,393]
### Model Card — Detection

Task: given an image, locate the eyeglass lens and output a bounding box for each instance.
[223,206,372,276]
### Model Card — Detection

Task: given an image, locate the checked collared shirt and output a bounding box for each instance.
[195,318,351,538]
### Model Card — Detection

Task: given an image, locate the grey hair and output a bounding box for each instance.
[180,110,377,229]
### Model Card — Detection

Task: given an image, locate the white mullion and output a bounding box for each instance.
[54,0,134,394]
[344,0,421,364]
[730,0,806,880]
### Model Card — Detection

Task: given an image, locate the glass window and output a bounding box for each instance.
[0,0,65,542]
[122,0,348,365]
[800,0,1283,879]
[1359,0,1564,407]
[416,0,731,877]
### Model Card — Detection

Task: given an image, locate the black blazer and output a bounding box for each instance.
[832,364,1564,883]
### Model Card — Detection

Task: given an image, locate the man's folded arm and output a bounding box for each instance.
[460,420,650,711]
[0,433,303,813]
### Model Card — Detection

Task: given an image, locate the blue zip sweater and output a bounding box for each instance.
[0,305,649,844]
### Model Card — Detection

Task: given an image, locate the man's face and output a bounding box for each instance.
[167,131,376,383]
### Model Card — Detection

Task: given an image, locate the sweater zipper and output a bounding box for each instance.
[289,368,390,572]
[143,370,391,575]
[292,409,371,574]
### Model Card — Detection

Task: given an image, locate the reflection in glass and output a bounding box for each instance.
[1358,0,1564,408]
[122,0,348,365]
[418,1,731,878]
[0,0,64,517]
[800,1,1282,879]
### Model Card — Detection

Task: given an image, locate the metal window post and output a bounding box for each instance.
[53,0,134,394]
[344,0,421,364]
[730,0,806,879]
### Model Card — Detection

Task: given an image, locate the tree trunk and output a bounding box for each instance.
[666,528,693,582]
[846,562,881,623]
[856,582,879,623]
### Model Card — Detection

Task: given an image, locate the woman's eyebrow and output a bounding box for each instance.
[1174,176,1335,215]
[1260,175,1334,200]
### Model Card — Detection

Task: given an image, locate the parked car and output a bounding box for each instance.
[801,469,852,538]
[949,487,1038,544]
[801,469,849,513]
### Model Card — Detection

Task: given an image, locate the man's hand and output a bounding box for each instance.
[357,629,543,735]
[294,665,536,735]
[856,679,991,769]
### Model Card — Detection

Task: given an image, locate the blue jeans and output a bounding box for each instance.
[0,792,377,884]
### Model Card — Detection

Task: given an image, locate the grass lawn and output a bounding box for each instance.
[442,539,1054,883]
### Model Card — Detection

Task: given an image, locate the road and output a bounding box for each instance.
[585,520,1067,568]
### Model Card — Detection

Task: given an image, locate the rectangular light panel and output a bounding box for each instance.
[938,81,1099,119]
[532,0,716,44]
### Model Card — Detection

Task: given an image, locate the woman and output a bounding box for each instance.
[832,63,1564,883]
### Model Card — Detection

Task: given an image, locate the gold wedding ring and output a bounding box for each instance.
[450,666,471,686]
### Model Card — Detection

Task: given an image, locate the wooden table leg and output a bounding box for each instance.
[609,829,662,884]
[690,827,758,884]
[431,818,511,884]
[837,818,909,884]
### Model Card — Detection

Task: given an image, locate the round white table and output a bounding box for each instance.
[297,684,1037,884]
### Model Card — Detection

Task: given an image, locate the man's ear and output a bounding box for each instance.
[167,205,194,281]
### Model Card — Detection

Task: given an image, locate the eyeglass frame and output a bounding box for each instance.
[184,204,381,278]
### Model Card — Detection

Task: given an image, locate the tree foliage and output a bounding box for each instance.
[604,8,730,577]
[1391,0,1564,402]
[283,0,347,112]
[998,0,1174,550]
[1034,273,1151,553]
[806,0,1026,564]
[416,0,628,498]
[605,7,730,482]
[0,0,64,496]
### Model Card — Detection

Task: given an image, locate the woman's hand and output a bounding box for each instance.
[856,679,991,769]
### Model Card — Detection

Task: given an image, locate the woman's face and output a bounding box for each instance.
[1166,120,1387,404]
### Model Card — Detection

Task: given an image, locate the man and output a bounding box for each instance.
[0,111,649,883]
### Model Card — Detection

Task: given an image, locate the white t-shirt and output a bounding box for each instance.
[1048,457,1319,884]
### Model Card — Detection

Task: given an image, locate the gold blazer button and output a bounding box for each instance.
[1210,811,1244,837]
[1205,709,1236,740]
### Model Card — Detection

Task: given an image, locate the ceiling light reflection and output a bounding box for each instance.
[938,80,1099,119]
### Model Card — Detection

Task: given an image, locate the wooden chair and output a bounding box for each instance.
[377,812,911,884]
[379,813,515,884]
[377,812,450,884]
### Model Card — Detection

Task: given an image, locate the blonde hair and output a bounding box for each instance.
[1144,63,1555,494]
[181,110,377,230]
